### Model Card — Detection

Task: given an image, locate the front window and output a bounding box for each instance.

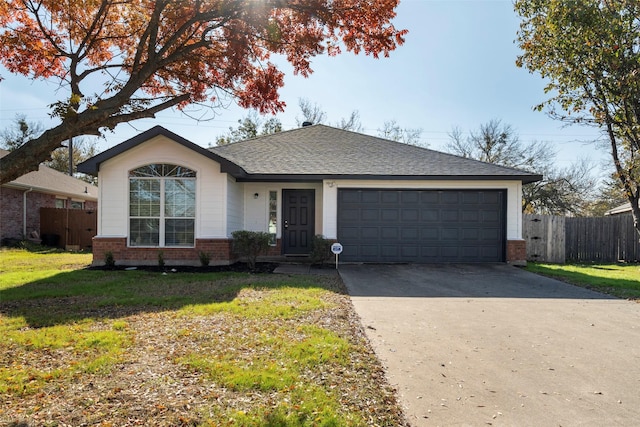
[129,164,196,247]
[268,191,277,246]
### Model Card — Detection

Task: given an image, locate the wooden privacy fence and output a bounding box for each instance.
[40,207,97,251]
[523,213,640,263]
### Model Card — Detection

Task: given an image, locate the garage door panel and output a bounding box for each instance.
[420,228,439,240]
[462,210,479,221]
[402,191,420,203]
[381,245,399,257]
[401,246,419,257]
[421,210,439,221]
[341,191,361,203]
[481,228,500,240]
[440,246,461,258]
[361,227,379,239]
[361,245,380,257]
[462,228,479,240]
[461,246,480,257]
[339,208,360,221]
[479,246,500,258]
[441,228,459,240]
[361,191,379,203]
[482,192,501,204]
[462,192,480,204]
[340,227,359,239]
[402,209,419,221]
[338,189,505,263]
[381,192,400,203]
[441,192,460,204]
[420,247,440,258]
[381,209,399,221]
[381,227,399,239]
[442,210,459,221]
[401,228,419,239]
[361,209,379,221]
[421,192,439,203]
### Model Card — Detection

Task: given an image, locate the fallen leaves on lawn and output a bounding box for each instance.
[1,276,409,426]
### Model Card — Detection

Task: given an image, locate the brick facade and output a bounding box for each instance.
[506,239,527,266]
[265,239,282,256]
[0,187,56,241]
[0,186,99,243]
[91,237,237,266]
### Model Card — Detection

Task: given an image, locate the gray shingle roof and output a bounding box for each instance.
[77,125,542,183]
[1,149,98,199]
[210,124,542,183]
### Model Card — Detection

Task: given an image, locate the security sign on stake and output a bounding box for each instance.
[331,243,343,254]
[331,242,343,269]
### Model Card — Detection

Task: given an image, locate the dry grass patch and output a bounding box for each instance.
[0,249,407,426]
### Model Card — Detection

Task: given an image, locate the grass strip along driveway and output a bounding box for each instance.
[526,263,640,300]
[0,249,407,426]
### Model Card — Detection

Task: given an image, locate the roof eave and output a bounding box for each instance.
[2,182,98,200]
[77,126,249,178]
[236,173,544,183]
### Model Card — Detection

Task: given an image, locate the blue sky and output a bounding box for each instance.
[0,0,608,176]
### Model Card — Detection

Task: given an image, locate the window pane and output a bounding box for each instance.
[130,219,159,246]
[165,219,194,246]
[165,179,195,217]
[130,164,162,177]
[268,191,277,245]
[130,179,160,218]
[164,164,196,177]
[130,164,196,178]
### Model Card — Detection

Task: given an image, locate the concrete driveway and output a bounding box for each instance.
[340,264,640,426]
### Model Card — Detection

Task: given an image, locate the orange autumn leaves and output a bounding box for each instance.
[0,0,407,113]
[0,0,406,185]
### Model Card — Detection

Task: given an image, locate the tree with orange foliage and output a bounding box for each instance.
[0,0,406,184]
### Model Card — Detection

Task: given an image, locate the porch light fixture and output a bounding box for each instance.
[254,192,259,199]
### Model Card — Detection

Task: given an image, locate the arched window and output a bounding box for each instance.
[129,164,196,247]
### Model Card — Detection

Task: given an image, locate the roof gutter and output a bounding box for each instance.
[23,187,33,237]
[235,174,544,184]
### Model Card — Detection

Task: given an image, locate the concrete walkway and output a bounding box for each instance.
[340,264,640,427]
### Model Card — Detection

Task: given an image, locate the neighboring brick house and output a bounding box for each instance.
[0,149,98,244]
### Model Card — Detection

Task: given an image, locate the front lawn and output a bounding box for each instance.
[0,248,407,426]
[525,262,640,300]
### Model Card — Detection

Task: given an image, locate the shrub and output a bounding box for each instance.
[310,235,333,267]
[104,251,116,268]
[231,230,271,270]
[157,251,165,269]
[198,251,211,267]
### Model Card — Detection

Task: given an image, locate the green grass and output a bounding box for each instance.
[0,248,401,426]
[526,262,640,299]
[179,324,350,392]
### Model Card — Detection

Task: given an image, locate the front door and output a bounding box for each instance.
[282,189,315,255]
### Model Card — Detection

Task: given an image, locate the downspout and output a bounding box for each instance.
[23,187,33,237]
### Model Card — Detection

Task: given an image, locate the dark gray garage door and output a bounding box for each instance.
[337,189,506,263]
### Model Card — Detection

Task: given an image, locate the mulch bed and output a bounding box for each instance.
[88,262,280,274]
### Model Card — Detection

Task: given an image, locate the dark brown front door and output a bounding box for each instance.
[282,189,315,255]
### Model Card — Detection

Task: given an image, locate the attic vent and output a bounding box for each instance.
[302,121,313,127]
